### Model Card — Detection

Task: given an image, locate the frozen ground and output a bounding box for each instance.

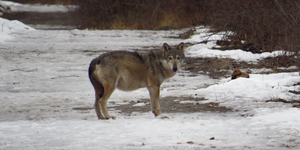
[0,1,77,30]
[1,15,300,150]
[0,1,77,12]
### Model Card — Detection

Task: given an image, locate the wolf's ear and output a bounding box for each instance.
[178,42,185,53]
[162,43,171,51]
[160,43,171,56]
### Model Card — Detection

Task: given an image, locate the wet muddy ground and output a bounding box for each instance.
[111,96,231,116]
[73,96,231,117]
[184,56,300,79]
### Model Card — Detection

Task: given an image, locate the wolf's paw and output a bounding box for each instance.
[156,114,169,119]
[162,115,169,119]
[106,115,116,120]
[161,115,169,119]
[102,115,116,120]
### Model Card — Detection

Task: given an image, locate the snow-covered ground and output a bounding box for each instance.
[1,4,300,150]
[0,1,77,12]
[185,28,294,62]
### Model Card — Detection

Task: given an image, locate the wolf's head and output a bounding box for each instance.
[160,42,185,72]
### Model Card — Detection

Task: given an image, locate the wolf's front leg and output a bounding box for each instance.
[100,99,116,120]
[147,86,162,117]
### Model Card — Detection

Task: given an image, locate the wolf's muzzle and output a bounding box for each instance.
[173,67,178,72]
[172,61,178,72]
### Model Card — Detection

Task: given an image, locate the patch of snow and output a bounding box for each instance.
[1,1,77,12]
[193,73,300,112]
[185,27,293,62]
[0,17,35,42]
[0,0,11,13]
[133,103,147,107]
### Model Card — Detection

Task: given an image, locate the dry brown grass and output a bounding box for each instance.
[72,0,207,30]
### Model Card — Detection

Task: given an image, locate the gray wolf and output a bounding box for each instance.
[88,43,185,119]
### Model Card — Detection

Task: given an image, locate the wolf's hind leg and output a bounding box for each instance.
[100,81,116,119]
[90,75,106,119]
[95,94,106,119]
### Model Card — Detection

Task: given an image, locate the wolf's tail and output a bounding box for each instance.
[88,57,104,98]
[88,58,99,79]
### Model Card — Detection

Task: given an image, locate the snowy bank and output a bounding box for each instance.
[185,27,291,62]
[0,1,77,12]
[0,17,35,42]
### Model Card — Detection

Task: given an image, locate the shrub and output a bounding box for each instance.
[72,0,207,30]
[206,0,300,53]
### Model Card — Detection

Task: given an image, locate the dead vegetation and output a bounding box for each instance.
[9,0,74,4]
[231,68,249,80]
[266,98,300,108]
[71,0,207,30]
[207,0,300,53]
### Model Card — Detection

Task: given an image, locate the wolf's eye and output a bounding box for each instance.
[168,56,173,60]
[176,56,181,60]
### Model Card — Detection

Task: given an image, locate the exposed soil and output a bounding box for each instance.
[110,96,231,116]
[183,57,233,79]
[73,96,231,116]
[183,55,300,79]
[266,98,300,109]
